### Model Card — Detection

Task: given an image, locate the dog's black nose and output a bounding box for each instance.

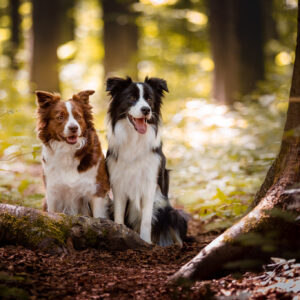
[69,125,78,132]
[141,106,150,116]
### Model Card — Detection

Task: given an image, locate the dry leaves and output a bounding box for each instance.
[0,222,299,299]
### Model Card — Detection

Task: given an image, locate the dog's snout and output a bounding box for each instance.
[69,125,78,132]
[141,106,150,116]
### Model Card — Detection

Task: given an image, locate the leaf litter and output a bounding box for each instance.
[0,221,299,299]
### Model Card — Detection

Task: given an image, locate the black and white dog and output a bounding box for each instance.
[106,76,187,246]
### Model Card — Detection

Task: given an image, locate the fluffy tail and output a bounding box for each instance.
[152,206,188,247]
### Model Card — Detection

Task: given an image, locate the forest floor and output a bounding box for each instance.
[0,219,299,300]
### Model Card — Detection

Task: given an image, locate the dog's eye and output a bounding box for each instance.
[56,114,64,121]
[75,114,82,120]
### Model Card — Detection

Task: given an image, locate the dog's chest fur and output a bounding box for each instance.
[107,119,161,214]
[43,140,99,214]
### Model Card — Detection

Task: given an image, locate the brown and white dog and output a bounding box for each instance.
[36,90,110,217]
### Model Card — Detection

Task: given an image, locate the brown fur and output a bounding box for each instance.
[36,90,110,208]
[96,152,110,197]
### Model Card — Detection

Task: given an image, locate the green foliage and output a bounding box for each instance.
[162,95,287,229]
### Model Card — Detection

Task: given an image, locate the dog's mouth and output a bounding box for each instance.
[66,135,78,144]
[128,115,147,134]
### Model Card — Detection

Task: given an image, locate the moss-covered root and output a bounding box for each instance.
[0,204,150,253]
[169,194,300,284]
[0,204,69,253]
[168,209,262,283]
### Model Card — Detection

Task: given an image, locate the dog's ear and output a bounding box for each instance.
[72,90,95,104]
[144,77,169,96]
[36,91,60,108]
[106,77,132,96]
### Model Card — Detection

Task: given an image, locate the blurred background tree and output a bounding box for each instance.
[208,0,265,105]
[31,0,60,92]
[8,0,21,68]
[0,0,298,230]
[102,0,139,77]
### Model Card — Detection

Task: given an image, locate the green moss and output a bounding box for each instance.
[222,214,265,244]
[0,212,71,249]
[85,228,98,246]
[241,217,257,233]
[222,233,234,243]
[0,272,31,284]
[0,284,29,299]
[101,228,108,237]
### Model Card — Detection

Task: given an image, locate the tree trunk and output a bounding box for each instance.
[261,0,277,44]
[102,0,138,78]
[0,204,150,254]
[59,0,75,45]
[170,1,300,283]
[208,0,265,105]
[30,0,61,92]
[9,0,20,68]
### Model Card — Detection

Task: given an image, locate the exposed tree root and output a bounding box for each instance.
[169,176,300,283]
[0,204,150,253]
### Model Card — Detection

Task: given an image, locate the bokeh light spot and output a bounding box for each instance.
[57,41,77,60]
[275,51,292,66]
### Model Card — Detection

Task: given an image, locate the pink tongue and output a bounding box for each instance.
[134,118,147,134]
[67,136,78,144]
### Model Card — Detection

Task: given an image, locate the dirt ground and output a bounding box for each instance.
[0,219,299,299]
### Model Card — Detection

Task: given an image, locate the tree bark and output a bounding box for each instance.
[170,1,300,283]
[0,204,150,254]
[261,0,277,44]
[208,0,265,105]
[8,0,20,68]
[30,0,61,92]
[59,0,75,45]
[102,0,138,78]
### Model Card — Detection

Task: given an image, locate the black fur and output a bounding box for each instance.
[106,76,188,247]
[106,76,166,133]
[106,148,117,162]
[151,145,187,246]
[153,145,169,198]
[152,207,188,246]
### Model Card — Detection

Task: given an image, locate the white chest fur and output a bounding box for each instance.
[42,140,99,215]
[107,118,161,212]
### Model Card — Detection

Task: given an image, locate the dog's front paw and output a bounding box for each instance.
[140,233,152,244]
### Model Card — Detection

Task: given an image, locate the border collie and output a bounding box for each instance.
[106,76,187,246]
[36,90,110,217]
